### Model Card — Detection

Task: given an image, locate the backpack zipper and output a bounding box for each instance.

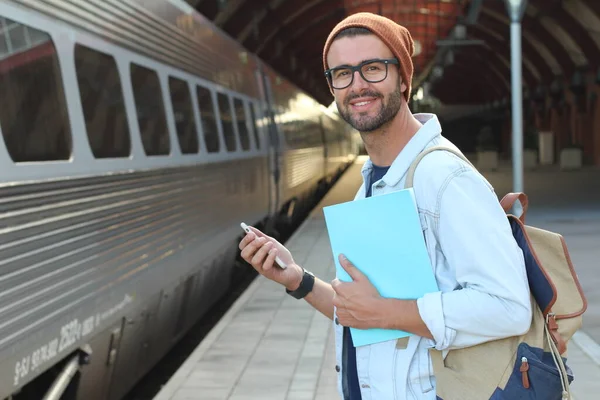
[520,356,530,389]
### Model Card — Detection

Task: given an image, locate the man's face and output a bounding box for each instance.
[326,34,406,132]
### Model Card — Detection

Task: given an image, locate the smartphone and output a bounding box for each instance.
[240,222,287,269]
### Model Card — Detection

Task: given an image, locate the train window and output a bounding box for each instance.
[0,18,71,161]
[195,85,219,153]
[168,76,199,154]
[130,63,170,156]
[248,102,260,149]
[216,92,236,152]
[284,118,322,150]
[282,118,303,149]
[233,97,249,151]
[74,44,130,158]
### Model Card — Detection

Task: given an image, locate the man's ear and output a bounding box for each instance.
[400,81,407,93]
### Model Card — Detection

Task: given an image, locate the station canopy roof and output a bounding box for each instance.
[187,0,600,108]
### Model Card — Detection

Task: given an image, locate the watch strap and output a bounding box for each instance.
[286,269,315,299]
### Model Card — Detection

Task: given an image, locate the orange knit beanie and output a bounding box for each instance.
[322,12,415,102]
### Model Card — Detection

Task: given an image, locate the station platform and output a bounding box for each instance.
[153,155,600,400]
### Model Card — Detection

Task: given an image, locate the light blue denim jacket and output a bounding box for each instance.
[333,113,532,399]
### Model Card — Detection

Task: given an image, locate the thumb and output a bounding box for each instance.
[338,254,364,281]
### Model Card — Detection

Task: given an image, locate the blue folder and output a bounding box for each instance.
[322,188,438,347]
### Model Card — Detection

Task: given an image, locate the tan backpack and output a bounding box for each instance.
[406,145,588,400]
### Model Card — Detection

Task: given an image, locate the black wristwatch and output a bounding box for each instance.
[286,268,315,299]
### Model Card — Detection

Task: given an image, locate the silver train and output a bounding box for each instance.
[0,0,360,398]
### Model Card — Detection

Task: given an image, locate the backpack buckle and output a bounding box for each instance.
[546,312,566,355]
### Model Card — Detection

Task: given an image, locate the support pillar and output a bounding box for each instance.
[504,0,528,192]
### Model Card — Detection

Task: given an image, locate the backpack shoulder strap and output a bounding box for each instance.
[405,145,474,189]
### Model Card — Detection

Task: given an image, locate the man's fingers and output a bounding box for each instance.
[240,236,267,264]
[239,232,257,250]
[262,247,278,272]
[240,235,258,259]
[248,226,273,241]
[331,278,352,294]
[251,240,273,267]
[338,254,365,281]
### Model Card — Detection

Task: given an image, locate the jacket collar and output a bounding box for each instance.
[360,113,442,187]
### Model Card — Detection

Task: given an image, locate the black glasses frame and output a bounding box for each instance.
[324,58,399,89]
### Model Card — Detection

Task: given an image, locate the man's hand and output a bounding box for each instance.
[238,227,303,291]
[331,255,434,339]
[331,254,384,329]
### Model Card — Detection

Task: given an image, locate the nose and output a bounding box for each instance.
[351,70,369,91]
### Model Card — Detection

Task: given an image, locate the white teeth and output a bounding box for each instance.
[355,101,371,106]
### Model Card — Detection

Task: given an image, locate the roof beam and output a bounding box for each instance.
[466,26,537,86]
[255,0,339,56]
[456,54,508,96]
[274,10,345,63]
[195,0,220,20]
[236,9,270,44]
[481,2,576,77]
[222,1,268,37]
[213,0,248,28]
[255,0,332,54]
[529,0,600,66]
[476,14,554,83]
[585,0,600,18]
[521,13,576,76]
[431,66,499,104]
[465,0,484,24]
[241,0,326,51]
[467,47,513,88]
[456,50,511,94]
[431,81,496,104]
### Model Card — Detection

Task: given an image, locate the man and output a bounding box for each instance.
[238,12,532,400]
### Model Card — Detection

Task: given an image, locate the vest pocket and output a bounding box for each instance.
[493,342,573,399]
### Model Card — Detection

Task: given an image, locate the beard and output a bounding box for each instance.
[336,85,402,133]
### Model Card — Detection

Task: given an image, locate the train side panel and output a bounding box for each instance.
[0,1,270,398]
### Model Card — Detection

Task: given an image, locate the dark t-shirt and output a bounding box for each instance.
[343,163,390,399]
[365,164,390,197]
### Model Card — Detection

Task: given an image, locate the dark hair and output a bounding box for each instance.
[334,27,372,40]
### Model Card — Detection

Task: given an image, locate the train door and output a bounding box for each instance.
[75,322,122,400]
[256,67,281,224]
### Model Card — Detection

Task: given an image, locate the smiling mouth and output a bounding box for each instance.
[349,98,379,110]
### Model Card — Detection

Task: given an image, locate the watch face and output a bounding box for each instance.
[286,269,314,299]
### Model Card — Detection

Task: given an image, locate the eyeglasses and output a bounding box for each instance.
[324,58,399,89]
